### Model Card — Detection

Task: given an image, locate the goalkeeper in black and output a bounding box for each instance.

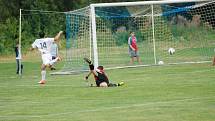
[84,58,124,87]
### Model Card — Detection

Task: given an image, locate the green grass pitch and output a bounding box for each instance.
[0,62,215,121]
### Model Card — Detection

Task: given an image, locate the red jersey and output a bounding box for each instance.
[128,36,138,51]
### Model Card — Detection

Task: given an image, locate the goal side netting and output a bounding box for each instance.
[20,8,91,75]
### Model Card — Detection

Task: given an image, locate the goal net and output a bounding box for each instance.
[20,9,91,75]
[21,0,215,74]
[62,0,215,74]
[90,0,215,68]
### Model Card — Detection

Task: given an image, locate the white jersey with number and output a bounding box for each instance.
[32,38,55,65]
[51,43,58,57]
[32,38,54,54]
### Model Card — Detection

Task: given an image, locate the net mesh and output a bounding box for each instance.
[37,1,214,74]
[90,1,215,69]
[63,7,91,73]
[21,9,66,64]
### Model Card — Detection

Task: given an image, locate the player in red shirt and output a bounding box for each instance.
[128,31,141,64]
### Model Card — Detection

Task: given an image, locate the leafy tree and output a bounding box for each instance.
[0,0,154,55]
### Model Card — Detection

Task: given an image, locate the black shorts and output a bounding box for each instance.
[52,56,56,60]
[95,80,110,87]
[95,74,109,87]
[95,80,103,87]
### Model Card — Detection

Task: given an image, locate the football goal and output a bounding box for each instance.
[20,0,215,74]
[59,0,215,74]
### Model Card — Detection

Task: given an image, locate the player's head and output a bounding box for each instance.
[14,34,18,39]
[39,31,45,38]
[130,31,135,36]
[96,66,104,74]
[16,41,19,46]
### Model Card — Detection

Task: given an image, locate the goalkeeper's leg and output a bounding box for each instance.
[84,57,92,65]
[84,57,94,70]
[108,82,124,87]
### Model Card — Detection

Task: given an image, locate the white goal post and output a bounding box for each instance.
[91,0,211,7]
[90,0,213,69]
[43,0,214,74]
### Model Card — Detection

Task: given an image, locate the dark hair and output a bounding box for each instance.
[14,34,18,39]
[130,31,134,34]
[39,32,45,38]
[97,66,104,70]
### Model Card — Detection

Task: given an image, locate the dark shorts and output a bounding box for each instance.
[94,73,109,87]
[52,56,56,60]
[96,79,109,87]
[96,80,104,87]
[129,49,139,57]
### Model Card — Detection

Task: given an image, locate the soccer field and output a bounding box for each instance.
[0,62,215,121]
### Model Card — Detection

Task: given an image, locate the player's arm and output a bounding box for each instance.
[29,42,37,51]
[84,57,98,79]
[85,71,92,80]
[54,31,64,42]
[86,70,98,81]
[85,64,96,80]
[128,37,135,51]
[129,43,136,51]
[129,45,136,51]
[29,47,35,51]
[85,71,91,80]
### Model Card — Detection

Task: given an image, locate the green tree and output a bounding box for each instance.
[0,0,153,55]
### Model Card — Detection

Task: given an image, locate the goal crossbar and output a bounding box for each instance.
[90,0,213,7]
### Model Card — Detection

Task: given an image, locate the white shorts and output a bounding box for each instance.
[41,53,52,65]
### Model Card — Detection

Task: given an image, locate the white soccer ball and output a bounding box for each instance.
[168,48,175,55]
[158,61,164,65]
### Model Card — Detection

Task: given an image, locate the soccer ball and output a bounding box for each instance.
[168,48,175,55]
[158,61,164,65]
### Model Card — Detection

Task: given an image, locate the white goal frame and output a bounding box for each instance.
[90,0,213,68]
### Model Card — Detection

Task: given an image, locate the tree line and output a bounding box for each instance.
[0,0,155,55]
[0,0,148,55]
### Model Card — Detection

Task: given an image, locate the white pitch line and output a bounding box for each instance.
[0,96,214,119]
[0,115,42,118]
[41,96,215,117]
[15,84,76,87]
[145,68,215,76]
[181,68,215,74]
[0,84,87,88]
[0,76,17,79]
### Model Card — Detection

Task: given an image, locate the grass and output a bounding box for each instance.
[0,59,215,121]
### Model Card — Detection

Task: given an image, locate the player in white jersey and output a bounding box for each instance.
[50,42,58,70]
[30,31,63,84]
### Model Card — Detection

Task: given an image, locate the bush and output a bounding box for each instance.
[114,30,144,46]
[114,31,129,46]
